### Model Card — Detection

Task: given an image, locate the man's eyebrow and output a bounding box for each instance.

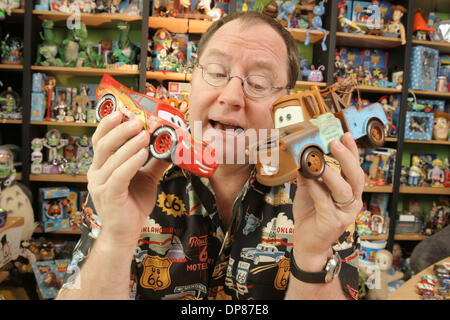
[202,48,230,60]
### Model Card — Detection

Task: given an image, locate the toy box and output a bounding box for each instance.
[31,93,46,121]
[339,47,363,69]
[32,73,46,93]
[405,111,434,140]
[362,49,389,74]
[410,46,440,91]
[349,1,382,32]
[0,216,24,269]
[32,259,70,299]
[362,148,395,186]
[39,187,71,232]
[417,99,445,112]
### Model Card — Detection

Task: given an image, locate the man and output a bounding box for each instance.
[57,11,363,300]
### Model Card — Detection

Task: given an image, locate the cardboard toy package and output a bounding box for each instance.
[39,187,71,232]
[0,216,24,269]
[409,46,439,91]
[31,259,70,300]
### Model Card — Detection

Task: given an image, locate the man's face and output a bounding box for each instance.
[188,20,290,163]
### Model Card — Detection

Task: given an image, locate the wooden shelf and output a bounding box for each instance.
[385,137,398,143]
[148,16,188,33]
[188,19,212,34]
[30,120,98,127]
[0,64,23,71]
[146,71,188,81]
[357,85,401,94]
[30,174,88,183]
[295,81,327,90]
[34,226,82,235]
[288,28,327,44]
[360,234,388,240]
[412,40,450,54]
[403,139,450,145]
[0,119,22,124]
[409,89,450,99]
[336,32,403,49]
[399,186,450,195]
[363,185,393,193]
[33,10,142,28]
[360,233,429,241]
[31,65,139,77]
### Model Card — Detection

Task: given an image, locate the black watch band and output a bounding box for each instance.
[290,251,341,284]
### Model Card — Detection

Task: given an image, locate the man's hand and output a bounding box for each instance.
[292,132,364,271]
[87,111,171,249]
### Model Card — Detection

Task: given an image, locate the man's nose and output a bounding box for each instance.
[217,76,246,108]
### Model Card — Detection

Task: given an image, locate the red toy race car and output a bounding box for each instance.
[95,75,217,178]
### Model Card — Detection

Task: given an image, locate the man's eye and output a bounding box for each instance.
[210,72,227,78]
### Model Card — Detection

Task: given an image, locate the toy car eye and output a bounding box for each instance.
[170,116,175,123]
[287,113,292,121]
[279,116,283,123]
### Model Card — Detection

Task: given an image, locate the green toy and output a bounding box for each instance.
[60,22,89,67]
[113,22,138,65]
[35,20,63,67]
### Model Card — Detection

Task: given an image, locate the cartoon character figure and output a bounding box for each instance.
[277,0,298,28]
[43,129,68,166]
[427,159,445,187]
[304,1,328,51]
[432,110,449,141]
[408,155,424,186]
[0,148,16,190]
[197,0,225,21]
[383,5,407,45]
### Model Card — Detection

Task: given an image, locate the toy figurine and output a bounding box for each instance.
[0,148,16,191]
[365,250,404,300]
[408,155,425,186]
[0,86,21,120]
[35,20,64,67]
[304,1,328,51]
[197,0,225,21]
[31,138,45,175]
[43,129,68,166]
[113,21,138,65]
[0,0,20,19]
[72,85,91,123]
[307,64,325,82]
[428,159,445,187]
[262,0,278,19]
[432,110,449,141]
[337,0,362,33]
[0,34,23,65]
[277,0,298,28]
[383,5,407,45]
[413,10,435,41]
[60,22,89,68]
[43,77,56,121]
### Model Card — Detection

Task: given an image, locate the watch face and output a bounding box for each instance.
[325,253,342,283]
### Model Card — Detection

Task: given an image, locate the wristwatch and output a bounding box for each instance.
[290,251,342,284]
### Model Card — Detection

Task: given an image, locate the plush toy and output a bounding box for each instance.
[366,250,404,300]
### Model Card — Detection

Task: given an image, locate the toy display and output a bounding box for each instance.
[432,110,449,141]
[112,21,138,67]
[0,216,24,269]
[32,259,70,299]
[382,5,406,45]
[409,46,439,91]
[95,74,218,178]
[304,1,328,51]
[0,34,23,65]
[0,85,21,120]
[39,187,71,232]
[34,0,142,15]
[424,200,449,236]
[0,0,21,20]
[361,147,395,186]
[404,111,434,141]
[413,10,435,41]
[0,148,16,191]
[250,77,388,186]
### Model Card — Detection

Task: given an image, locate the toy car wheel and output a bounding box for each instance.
[299,146,325,179]
[96,94,117,121]
[150,126,177,161]
[364,119,385,148]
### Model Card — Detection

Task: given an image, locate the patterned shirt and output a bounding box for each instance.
[64,165,360,300]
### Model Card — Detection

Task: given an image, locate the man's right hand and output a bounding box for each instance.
[87,111,171,249]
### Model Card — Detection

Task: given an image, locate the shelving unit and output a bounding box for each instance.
[0,1,447,254]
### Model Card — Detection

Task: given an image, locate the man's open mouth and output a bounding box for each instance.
[209,120,244,135]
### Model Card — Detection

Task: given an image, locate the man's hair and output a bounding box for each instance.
[197,11,299,89]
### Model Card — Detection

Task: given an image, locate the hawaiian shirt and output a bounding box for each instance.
[64,165,360,300]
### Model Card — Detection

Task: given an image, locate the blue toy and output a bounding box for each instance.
[34,0,50,11]
[305,1,328,51]
[300,59,310,80]
[278,0,298,29]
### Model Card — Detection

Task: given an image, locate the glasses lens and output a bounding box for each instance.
[202,63,228,87]
[245,75,272,98]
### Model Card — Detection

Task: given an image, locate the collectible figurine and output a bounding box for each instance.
[383,5,407,45]
[0,34,23,65]
[428,159,445,187]
[408,155,425,186]
[304,1,328,51]
[432,110,449,141]
[0,148,16,191]
[72,85,91,123]
[307,64,325,82]
[197,0,226,21]
[337,0,362,33]
[35,20,64,67]
[0,86,21,120]
[31,138,45,175]
[277,0,298,28]
[0,0,20,19]
[113,21,138,65]
[413,10,435,41]
[262,0,278,19]
[365,250,404,300]
[43,129,68,168]
[43,77,56,121]
[60,22,89,68]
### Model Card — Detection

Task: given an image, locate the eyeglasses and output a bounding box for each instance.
[196,63,291,99]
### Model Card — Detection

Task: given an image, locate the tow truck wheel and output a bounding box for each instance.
[299,146,325,179]
[363,119,385,148]
[150,126,177,161]
[96,94,117,121]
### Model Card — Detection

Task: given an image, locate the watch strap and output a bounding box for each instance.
[290,252,328,283]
